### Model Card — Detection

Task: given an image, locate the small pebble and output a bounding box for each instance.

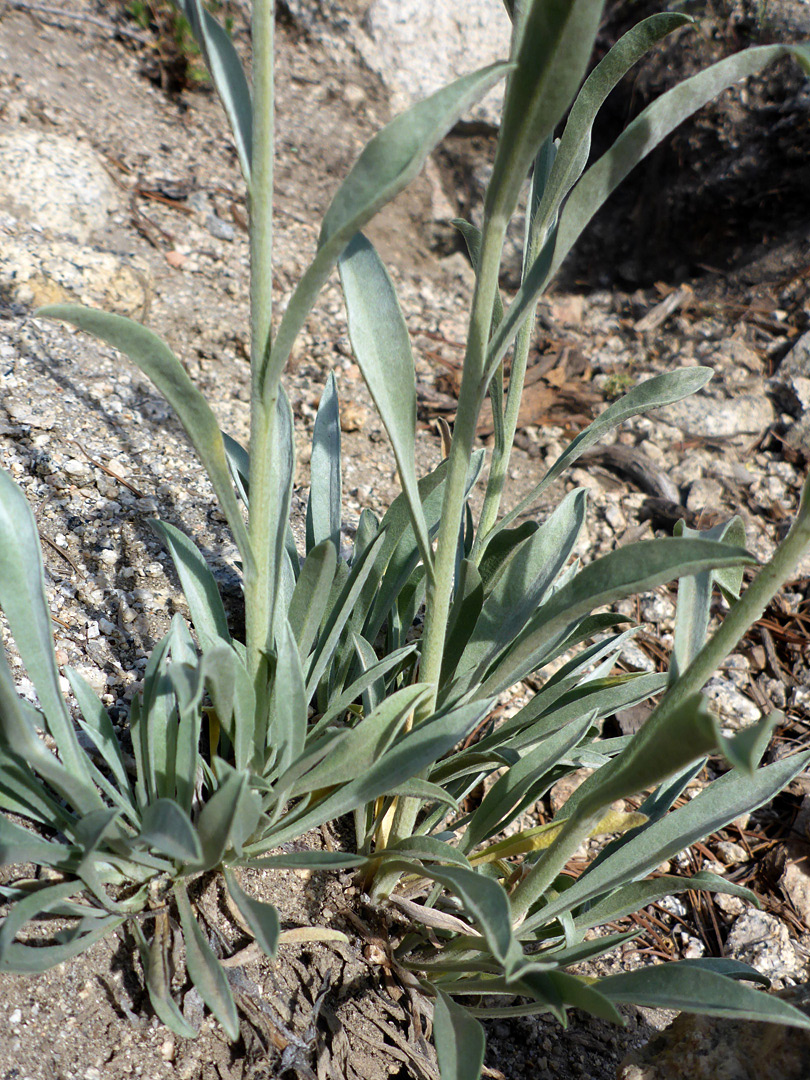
[206,212,235,241]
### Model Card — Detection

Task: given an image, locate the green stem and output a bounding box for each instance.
[473,299,532,556]
[247,0,276,700]
[509,473,810,925]
[370,216,507,899]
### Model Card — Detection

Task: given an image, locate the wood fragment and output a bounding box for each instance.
[635,283,693,333]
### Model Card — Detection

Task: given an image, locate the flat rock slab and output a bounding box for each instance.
[0,131,120,241]
[618,987,810,1080]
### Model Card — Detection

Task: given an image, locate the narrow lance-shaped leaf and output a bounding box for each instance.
[150,520,231,652]
[306,373,342,555]
[490,368,712,535]
[223,869,280,959]
[522,750,810,935]
[670,516,746,683]
[263,61,512,400]
[0,469,94,783]
[37,307,254,574]
[174,882,240,1041]
[573,871,760,933]
[171,0,252,181]
[598,962,810,1028]
[66,667,135,811]
[268,385,297,645]
[433,990,486,1080]
[460,487,587,683]
[254,698,491,851]
[484,44,810,383]
[268,620,308,779]
[287,540,339,658]
[339,233,433,572]
[137,799,202,864]
[481,537,753,699]
[289,683,430,796]
[130,916,200,1039]
[0,648,102,816]
[548,43,810,284]
[487,0,605,222]
[534,12,692,237]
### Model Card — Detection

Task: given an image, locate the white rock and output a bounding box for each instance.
[0,132,119,242]
[358,0,511,126]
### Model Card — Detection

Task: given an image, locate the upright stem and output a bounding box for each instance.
[472,299,532,556]
[247,0,276,699]
[371,216,507,899]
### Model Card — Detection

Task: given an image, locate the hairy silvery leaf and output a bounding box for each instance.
[461,712,595,852]
[192,768,261,872]
[66,668,136,813]
[670,516,747,683]
[150,521,231,653]
[223,869,280,958]
[254,698,492,851]
[522,750,810,935]
[0,650,101,818]
[480,538,753,699]
[130,916,200,1039]
[288,541,339,659]
[492,368,713,534]
[598,962,810,1027]
[204,646,256,776]
[549,44,810,284]
[306,643,417,740]
[289,684,430,797]
[137,799,202,864]
[339,233,432,569]
[573,871,760,933]
[488,0,605,221]
[534,13,692,237]
[266,62,512,397]
[170,0,252,181]
[306,373,342,556]
[0,909,125,975]
[433,990,486,1080]
[174,882,240,1040]
[0,470,94,785]
[37,307,253,573]
[222,432,250,504]
[305,530,387,698]
[456,487,587,686]
[268,620,308,778]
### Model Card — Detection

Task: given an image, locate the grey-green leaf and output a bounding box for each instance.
[306,374,342,555]
[339,233,432,570]
[493,369,713,534]
[523,751,810,935]
[549,44,810,286]
[0,469,92,782]
[288,541,338,658]
[137,799,202,863]
[223,869,280,959]
[434,990,486,1080]
[598,963,810,1027]
[172,0,252,181]
[481,538,753,699]
[150,520,231,651]
[488,0,605,221]
[174,882,240,1041]
[265,62,512,398]
[37,306,253,573]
